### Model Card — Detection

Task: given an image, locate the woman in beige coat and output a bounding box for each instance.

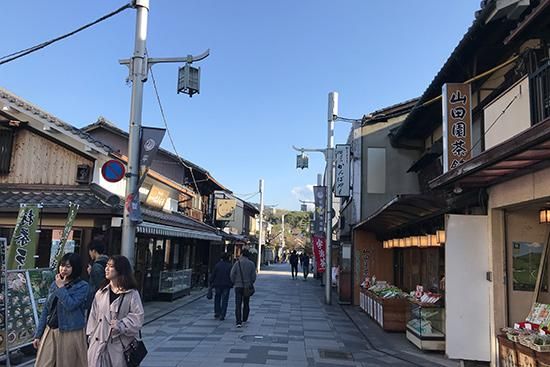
[86,255,144,367]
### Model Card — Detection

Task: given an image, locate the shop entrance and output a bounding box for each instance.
[505,207,549,324]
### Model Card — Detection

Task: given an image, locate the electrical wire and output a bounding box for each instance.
[0,3,132,66]
[466,92,519,157]
[149,68,202,197]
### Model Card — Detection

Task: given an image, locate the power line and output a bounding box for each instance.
[0,3,132,66]
[149,67,202,197]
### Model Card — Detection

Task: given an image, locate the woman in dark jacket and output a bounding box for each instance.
[33,253,89,367]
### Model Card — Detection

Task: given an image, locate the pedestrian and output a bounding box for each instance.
[33,253,89,367]
[289,250,299,279]
[302,253,310,280]
[86,240,109,312]
[210,252,233,321]
[87,255,144,367]
[230,249,256,328]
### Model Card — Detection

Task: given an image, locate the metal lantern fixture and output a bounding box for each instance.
[296,153,309,169]
[178,63,201,97]
[540,208,550,223]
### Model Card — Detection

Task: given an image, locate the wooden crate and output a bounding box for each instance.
[537,350,550,367]
[363,290,408,332]
[516,342,536,367]
[498,334,518,367]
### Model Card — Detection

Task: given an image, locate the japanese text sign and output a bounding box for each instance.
[7,205,40,270]
[313,186,326,236]
[442,83,472,172]
[50,202,79,269]
[335,144,351,197]
[312,235,326,273]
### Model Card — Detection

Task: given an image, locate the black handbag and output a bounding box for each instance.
[115,294,148,367]
[122,331,148,367]
[238,261,255,297]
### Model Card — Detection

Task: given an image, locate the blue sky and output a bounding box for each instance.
[1,1,480,209]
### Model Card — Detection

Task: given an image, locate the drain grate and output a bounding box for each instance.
[318,349,353,361]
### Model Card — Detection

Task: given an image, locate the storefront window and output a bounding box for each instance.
[513,241,548,292]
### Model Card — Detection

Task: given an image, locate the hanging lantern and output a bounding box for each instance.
[436,230,446,244]
[411,236,420,247]
[429,234,438,246]
[405,237,413,247]
[399,238,406,247]
[540,209,550,224]
[420,235,429,247]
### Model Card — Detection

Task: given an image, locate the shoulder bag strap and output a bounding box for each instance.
[107,293,126,343]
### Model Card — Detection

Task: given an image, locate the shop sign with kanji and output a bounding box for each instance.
[442,83,472,173]
[335,144,351,198]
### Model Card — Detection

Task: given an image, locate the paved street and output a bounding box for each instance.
[141,264,459,367]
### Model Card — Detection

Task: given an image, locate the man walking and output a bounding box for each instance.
[230,249,256,328]
[86,240,109,311]
[289,250,299,280]
[302,253,310,280]
[209,253,233,321]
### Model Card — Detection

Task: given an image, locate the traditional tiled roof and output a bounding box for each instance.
[0,88,112,153]
[0,184,119,213]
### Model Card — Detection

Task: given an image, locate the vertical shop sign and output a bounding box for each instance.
[312,235,326,273]
[0,238,6,356]
[313,186,326,236]
[442,83,472,173]
[335,144,351,197]
[50,202,79,269]
[7,205,41,270]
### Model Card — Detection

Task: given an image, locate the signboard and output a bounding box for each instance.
[442,83,472,172]
[0,238,6,356]
[335,144,351,197]
[7,205,41,270]
[49,202,79,269]
[313,186,326,236]
[312,235,326,273]
[139,127,166,170]
[101,160,126,183]
[216,199,236,221]
[145,185,169,209]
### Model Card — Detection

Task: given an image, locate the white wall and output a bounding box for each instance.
[484,76,531,150]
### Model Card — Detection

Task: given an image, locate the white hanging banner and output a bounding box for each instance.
[335,144,351,197]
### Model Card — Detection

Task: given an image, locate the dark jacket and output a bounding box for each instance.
[86,254,108,309]
[210,259,233,288]
[35,279,89,338]
[289,254,299,265]
[230,256,257,288]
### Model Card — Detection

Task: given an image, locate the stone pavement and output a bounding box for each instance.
[141,263,460,367]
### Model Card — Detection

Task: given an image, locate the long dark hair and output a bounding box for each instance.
[58,253,82,281]
[109,255,138,290]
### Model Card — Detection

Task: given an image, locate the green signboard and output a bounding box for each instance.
[50,202,79,269]
[7,205,41,270]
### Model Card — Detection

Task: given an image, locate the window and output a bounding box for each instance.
[367,148,386,194]
[513,241,548,292]
[0,127,14,174]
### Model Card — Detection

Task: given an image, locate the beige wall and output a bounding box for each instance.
[484,76,531,150]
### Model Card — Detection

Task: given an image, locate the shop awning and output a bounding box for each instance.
[430,117,550,190]
[137,221,221,242]
[353,194,447,235]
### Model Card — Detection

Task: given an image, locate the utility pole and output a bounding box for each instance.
[325,92,338,304]
[121,0,149,266]
[119,1,210,268]
[257,179,264,272]
[281,213,286,250]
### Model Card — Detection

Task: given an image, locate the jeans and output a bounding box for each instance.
[303,266,309,279]
[291,264,298,278]
[234,287,250,324]
[214,287,230,318]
